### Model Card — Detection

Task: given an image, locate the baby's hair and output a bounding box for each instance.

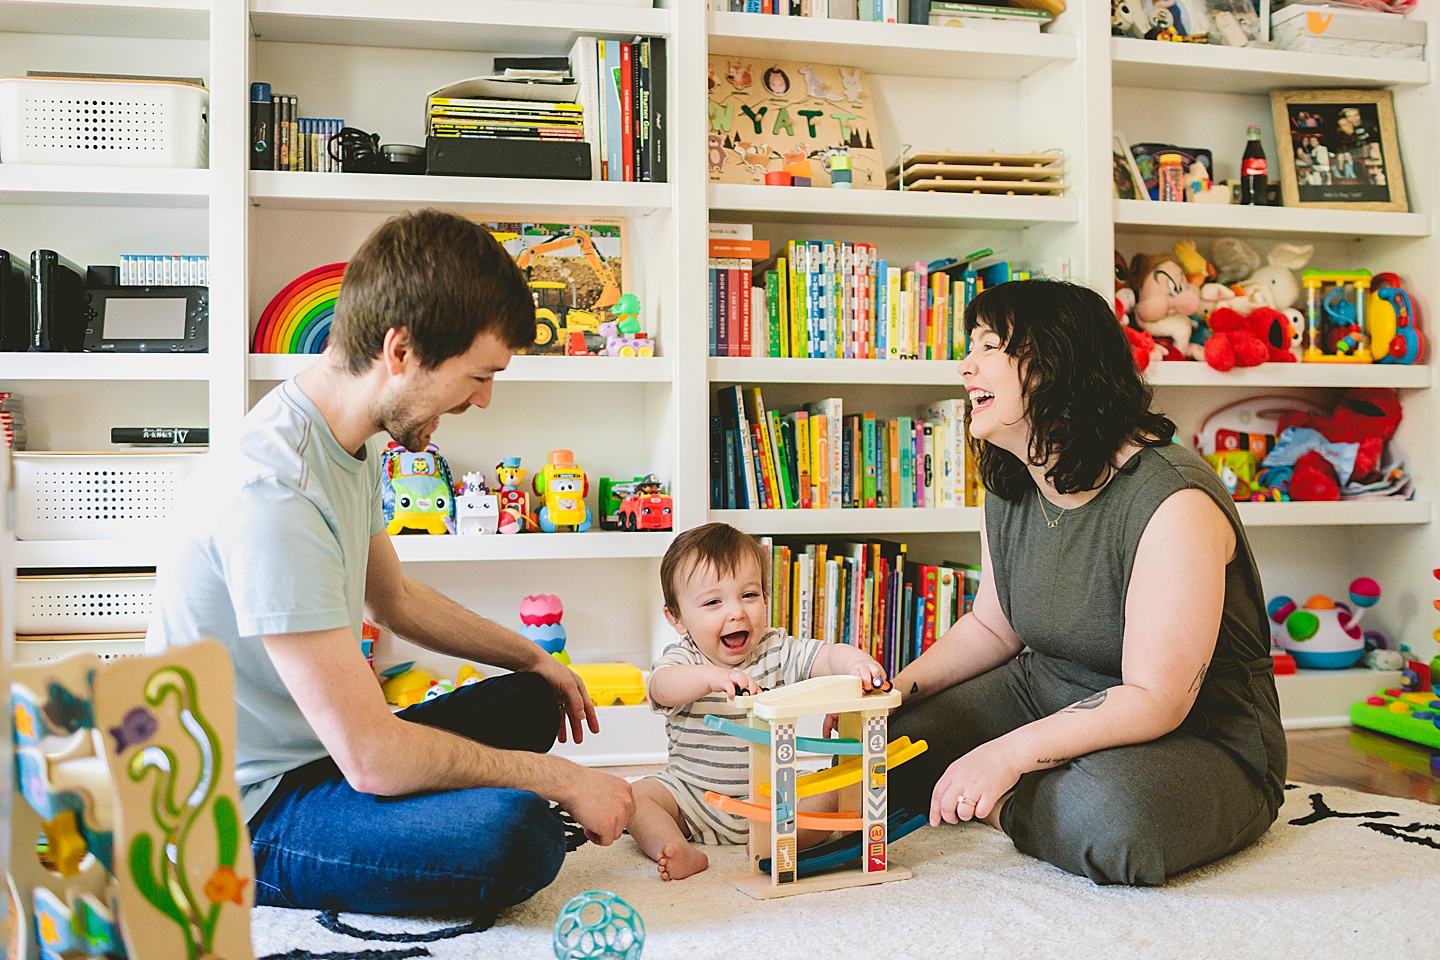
[661,522,770,616]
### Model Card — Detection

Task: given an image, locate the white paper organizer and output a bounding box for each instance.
[13,636,148,666]
[0,76,209,168]
[12,451,203,540]
[15,574,156,635]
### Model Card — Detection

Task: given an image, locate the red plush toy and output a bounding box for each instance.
[1278,388,1403,501]
[1202,307,1298,372]
[1115,291,1161,372]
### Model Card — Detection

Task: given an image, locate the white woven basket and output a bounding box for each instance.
[16,573,156,635]
[0,76,208,167]
[12,450,203,540]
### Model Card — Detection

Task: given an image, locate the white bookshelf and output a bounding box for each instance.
[249,170,673,218]
[7,1,1440,767]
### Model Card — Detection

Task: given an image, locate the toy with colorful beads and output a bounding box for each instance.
[520,594,571,665]
[1268,577,1379,669]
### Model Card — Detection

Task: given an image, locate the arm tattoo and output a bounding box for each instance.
[909,681,919,696]
[1036,757,1071,766]
[1188,662,1209,694]
[1063,690,1107,713]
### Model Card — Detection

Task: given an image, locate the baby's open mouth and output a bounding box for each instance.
[720,630,749,652]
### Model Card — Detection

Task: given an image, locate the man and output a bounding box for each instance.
[147,209,634,917]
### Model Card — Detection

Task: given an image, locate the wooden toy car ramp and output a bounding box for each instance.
[701,714,863,755]
[755,736,927,799]
[732,674,900,719]
[703,793,867,831]
[759,810,928,878]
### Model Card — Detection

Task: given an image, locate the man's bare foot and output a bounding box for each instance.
[656,842,708,881]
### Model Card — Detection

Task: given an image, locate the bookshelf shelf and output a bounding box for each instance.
[1110,37,1429,95]
[249,353,673,383]
[1276,667,1403,729]
[1145,363,1432,390]
[248,0,672,51]
[0,165,211,207]
[710,357,961,386]
[710,183,1078,229]
[1113,199,1430,240]
[1235,500,1430,527]
[248,171,672,218]
[710,507,979,536]
[391,531,673,563]
[0,354,213,382]
[0,0,208,39]
[709,10,1075,81]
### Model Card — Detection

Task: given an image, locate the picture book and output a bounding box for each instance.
[474,219,627,319]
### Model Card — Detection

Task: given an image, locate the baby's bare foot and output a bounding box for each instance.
[656,842,709,881]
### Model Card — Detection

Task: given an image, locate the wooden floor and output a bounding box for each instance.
[607,728,1440,806]
[1286,726,1440,804]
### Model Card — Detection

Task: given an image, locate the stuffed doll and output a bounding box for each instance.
[1128,252,1202,358]
[1114,251,1164,371]
[1277,388,1402,500]
[1203,307,1300,372]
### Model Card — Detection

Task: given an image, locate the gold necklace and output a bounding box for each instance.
[1036,488,1066,529]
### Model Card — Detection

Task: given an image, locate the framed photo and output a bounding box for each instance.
[1271,89,1407,212]
[1112,133,1148,201]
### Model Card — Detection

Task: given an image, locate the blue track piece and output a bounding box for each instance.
[758,809,927,878]
[702,713,863,755]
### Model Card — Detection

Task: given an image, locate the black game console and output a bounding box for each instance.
[29,250,86,352]
[0,250,28,352]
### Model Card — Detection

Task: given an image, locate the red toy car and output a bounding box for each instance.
[616,493,673,531]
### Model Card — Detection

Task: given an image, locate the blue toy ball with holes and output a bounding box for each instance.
[553,890,644,960]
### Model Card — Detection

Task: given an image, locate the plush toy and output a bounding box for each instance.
[1211,237,1263,287]
[1114,252,1164,371]
[1172,239,1216,289]
[1202,307,1270,371]
[1277,388,1403,500]
[1211,238,1314,316]
[1128,252,1202,359]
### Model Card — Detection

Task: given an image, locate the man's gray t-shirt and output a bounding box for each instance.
[146,378,385,821]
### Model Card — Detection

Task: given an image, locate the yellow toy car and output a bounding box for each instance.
[533,449,593,532]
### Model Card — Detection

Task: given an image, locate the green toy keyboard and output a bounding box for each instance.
[1350,687,1440,750]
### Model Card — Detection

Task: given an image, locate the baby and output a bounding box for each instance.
[629,522,887,880]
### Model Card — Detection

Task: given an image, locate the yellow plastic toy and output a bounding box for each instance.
[380,668,436,708]
[570,662,647,707]
[533,449,593,533]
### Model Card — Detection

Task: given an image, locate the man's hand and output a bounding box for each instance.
[528,655,600,744]
[709,668,760,699]
[559,767,636,846]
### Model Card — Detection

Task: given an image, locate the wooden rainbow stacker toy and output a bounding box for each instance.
[701,675,927,899]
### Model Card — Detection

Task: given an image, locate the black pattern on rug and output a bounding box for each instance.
[1288,791,1399,826]
[261,949,430,960]
[317,910,496,941]
[1361,820,1440,850]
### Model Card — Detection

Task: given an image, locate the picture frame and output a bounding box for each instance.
[1112,132,1149,201]
[1271,88,1407,212]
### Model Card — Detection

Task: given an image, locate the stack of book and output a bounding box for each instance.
[583,35,667,182]
[1,392,26,450]
[763,536,980,677]
[722,238,1024,360]
[712,386,975,510]
[928,2,1054,32]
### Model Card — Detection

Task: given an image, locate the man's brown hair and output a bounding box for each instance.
[331,209,534,374]
[661,523,770,616]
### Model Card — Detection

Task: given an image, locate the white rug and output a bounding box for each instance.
[252,783,1439,960]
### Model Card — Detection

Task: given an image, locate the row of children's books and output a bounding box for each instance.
[713,0,929,20]
[711,386,976,510]
[764,536,980,677]
[248,84,343,172]
[709,225,1029,360]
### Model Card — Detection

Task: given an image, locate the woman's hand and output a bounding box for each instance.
[930,739,1022,826]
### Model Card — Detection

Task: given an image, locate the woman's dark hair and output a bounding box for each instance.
[331,208,535,374]
[964,279,1176,501]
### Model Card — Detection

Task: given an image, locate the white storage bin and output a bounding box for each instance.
[0,76,208,168]
[14,636,148,666]
[15,573,155,635]
[12,450,203,540]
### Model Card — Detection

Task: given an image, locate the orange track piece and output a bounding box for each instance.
[703,792,864,830]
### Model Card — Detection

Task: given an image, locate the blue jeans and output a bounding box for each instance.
[248,672,567,916]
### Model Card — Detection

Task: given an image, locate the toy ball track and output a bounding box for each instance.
[253,262,345,354]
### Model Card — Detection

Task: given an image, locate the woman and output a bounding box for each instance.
[888,280,1286,886]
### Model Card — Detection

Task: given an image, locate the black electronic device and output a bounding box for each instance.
[82,283,208,353]
[0,249,28,352]
[29,250,85,352]
[425,135,591,180]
